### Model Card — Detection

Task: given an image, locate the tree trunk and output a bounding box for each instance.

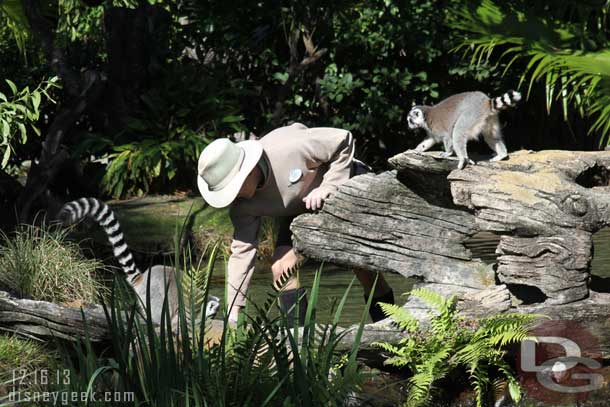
[292,171,494,289]
[17,2,171,220]
[0,291,110,341]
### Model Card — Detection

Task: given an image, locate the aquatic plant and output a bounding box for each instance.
[375,288,539,407]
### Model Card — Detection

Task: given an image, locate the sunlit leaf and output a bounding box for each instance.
[31,91,41,111]
[2,146,11,167]
[5,79,17,95]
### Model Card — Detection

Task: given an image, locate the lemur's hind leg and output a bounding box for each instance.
[482,115,508,162]
[452,114,479,170]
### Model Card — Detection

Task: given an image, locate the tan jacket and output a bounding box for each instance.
[227,122,355,307]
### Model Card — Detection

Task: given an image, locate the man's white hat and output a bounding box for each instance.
[197,138,263,208]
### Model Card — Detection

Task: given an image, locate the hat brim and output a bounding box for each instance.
[197,140,263,208]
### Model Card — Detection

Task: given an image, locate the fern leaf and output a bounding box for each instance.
[378,302,419,332]
[410,288,449,311]
[406,372,435,407]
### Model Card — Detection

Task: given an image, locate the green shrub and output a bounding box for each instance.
[375,288,539,407]
[0,77,59,169]
[0,224,107,304]
[73,64,245,199]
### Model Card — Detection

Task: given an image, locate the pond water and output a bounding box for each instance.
[208,228,610,326]
[208,261,415,326]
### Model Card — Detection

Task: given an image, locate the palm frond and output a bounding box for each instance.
[450,0,610,146]
[0,0,30,60]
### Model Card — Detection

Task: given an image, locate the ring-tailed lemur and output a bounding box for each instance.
[57,198,220,322]
[407,90,522,169]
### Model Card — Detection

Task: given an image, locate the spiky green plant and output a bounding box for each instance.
[374,288,539,407]
[450,0,610,146]
[54,244,367,406]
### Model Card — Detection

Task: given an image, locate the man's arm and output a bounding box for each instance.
[301,127,355,209]
[227,209,261,320]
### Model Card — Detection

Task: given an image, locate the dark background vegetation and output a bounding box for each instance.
[1,0,609,228]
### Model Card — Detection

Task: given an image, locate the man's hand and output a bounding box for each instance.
[302,187,331,211]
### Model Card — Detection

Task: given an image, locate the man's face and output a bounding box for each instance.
[236,166,261,199]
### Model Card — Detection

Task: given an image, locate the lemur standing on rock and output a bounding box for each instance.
[407,90,522,169]
[57,197,220,323]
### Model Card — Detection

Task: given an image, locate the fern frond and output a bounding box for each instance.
[373,341,400,353]
[375,287,534,407]
[470,364,491,407]
[410,288,451,311]
[379,302,419,332]
[383,356,410,368]
[495,359,522,403]
[406,372,435,407]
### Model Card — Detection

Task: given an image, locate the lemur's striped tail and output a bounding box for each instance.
[491,90,522,112]
[57,198,141,279]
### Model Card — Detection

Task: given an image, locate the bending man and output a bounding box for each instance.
[196,123,394,325]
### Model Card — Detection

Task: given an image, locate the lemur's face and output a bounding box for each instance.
[407,107,426,130]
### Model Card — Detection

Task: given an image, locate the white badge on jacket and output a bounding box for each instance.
[289,168,303,184]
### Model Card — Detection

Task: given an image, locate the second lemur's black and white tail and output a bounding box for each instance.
[57,197,141,282]
[491,90,522,112]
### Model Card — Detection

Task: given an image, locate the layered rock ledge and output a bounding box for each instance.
[292,150,610,353]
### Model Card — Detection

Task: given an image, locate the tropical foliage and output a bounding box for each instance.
[375,288,539,407]
[0,0,508,213]
[0,0,608,214]
[450,0,610,146]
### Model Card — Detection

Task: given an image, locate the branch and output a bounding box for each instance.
[266,28,328,131]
